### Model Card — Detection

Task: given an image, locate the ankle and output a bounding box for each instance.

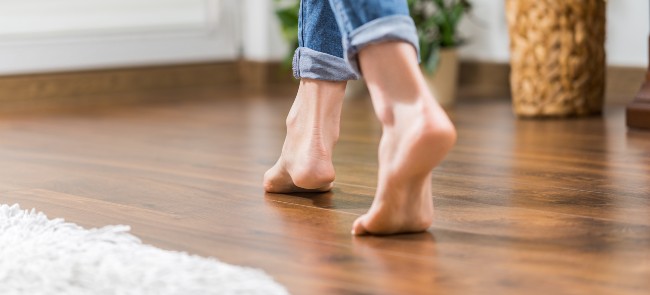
[372,92,437,126]
[414,99,456,145]
[299,78,346,95]
[419,111,457,152]
[285,120,340,152]
[285,79,345,141]
[376,97,456,149]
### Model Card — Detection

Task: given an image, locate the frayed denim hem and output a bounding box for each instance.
[343,15,420,77]
[292,47,359,81]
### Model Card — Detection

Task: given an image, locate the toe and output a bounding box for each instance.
[351,215,369,236]
[263,165,278,187]
[263,178,274,193]
[263,170,279,192]
[263,163,293,193]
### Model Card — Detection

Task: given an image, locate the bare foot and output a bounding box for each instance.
[352,101,456,235]
[264,79,346,193]
[351,42,457,235]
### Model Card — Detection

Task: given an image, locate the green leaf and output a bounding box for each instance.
[449,2,466,29]
[424,44,441,75]
[432,0,446,10]
[273,0,300,68]
[409,0,471,49]
[419,38,432,63]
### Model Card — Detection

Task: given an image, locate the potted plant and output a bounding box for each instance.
[275,0,472,103]
[274,1,300,68]
[409,0,471,106]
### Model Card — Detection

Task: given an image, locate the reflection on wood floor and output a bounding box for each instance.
[1,87,648,294]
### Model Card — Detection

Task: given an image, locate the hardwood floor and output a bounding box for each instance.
[1,87,648,295]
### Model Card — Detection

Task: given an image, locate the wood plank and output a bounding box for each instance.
[4,188,649,295]
[1,91,649,294]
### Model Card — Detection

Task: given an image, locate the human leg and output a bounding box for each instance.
[263,79,345,193]
[352,42,456,235]
[326,0,457,235]
[264,0,355,193]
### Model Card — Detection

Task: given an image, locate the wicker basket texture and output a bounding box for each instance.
[506,0,606,117]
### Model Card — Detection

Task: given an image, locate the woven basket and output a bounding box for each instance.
[506,0,606,117]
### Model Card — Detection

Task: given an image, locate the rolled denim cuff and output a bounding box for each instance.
[344,15,420,77]
[292,47,359,81]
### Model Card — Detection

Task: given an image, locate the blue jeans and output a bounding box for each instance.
[293,0,420,81]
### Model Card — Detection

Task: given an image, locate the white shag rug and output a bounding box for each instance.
[0,204,289,295]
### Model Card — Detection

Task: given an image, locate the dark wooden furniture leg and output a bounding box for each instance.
[626,13,650,129]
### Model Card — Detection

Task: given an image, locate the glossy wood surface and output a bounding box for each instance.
[627,36,650,129]
[1,87,648,295]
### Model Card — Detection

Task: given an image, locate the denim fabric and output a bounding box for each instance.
[293,0,419,81]
[294,0,357,81]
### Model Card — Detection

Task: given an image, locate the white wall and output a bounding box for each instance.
[240,0,288,61]
[458,0,649,67]
[456,0,510,63]
[607,0,649,66]
[1,0,647,76]
[0,0,288,75]
[0,0,240,75]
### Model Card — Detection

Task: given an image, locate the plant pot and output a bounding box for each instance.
[422,48,460,107]
[344,79,368,99]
